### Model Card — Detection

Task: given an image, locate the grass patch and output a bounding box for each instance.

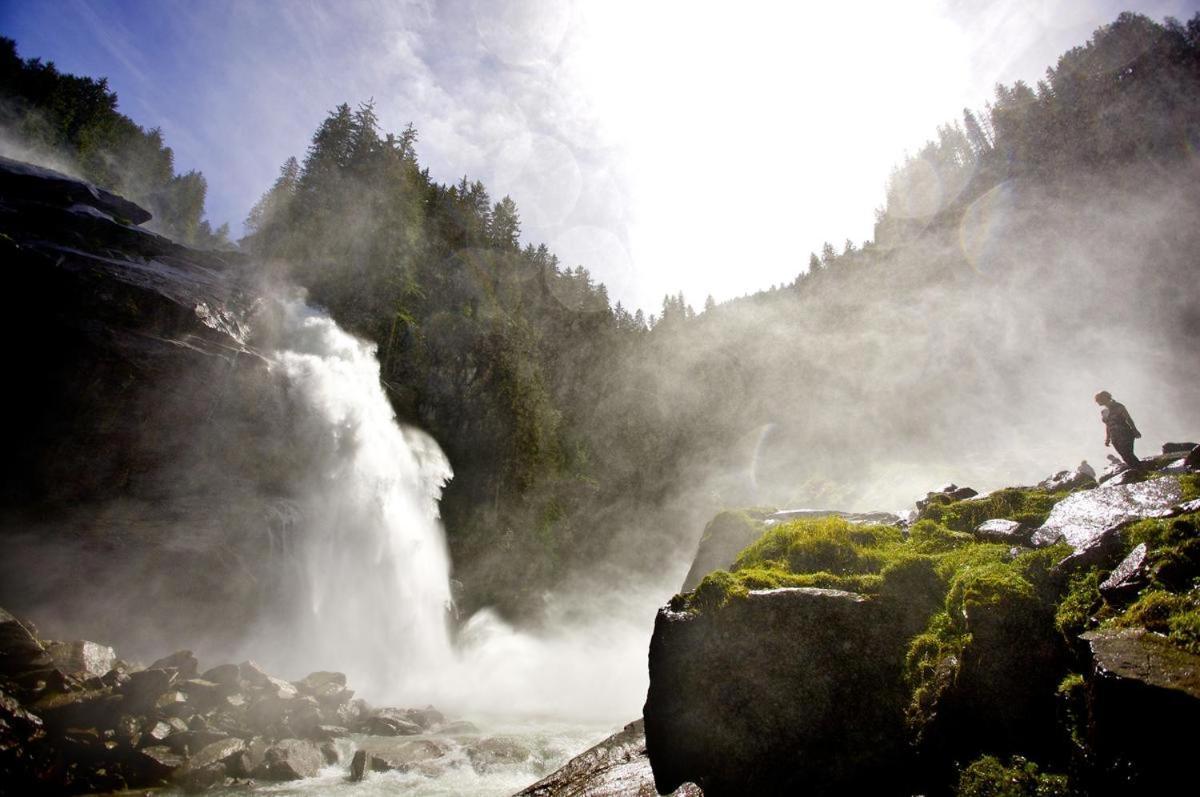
[918,487,1070,533]
[957,755,1072,797]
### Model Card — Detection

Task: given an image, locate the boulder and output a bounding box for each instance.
[1038,463,1097,493]
[0,155,152,224]
[1098,543,1151,602]
[181,678,224,708]
[680,509,771,592]
[367,739,450,773]
[237,660,271,687]
[644,587,909,796]
[255,738,324,780]
[264,675,299,699]
[349,748,368,781]
[0,608,52,677]
[973,518,1032,545]
[1162,442,1198,455]
[362,708,422,736]
[167,729,230,755]
[296,671,346,693]
[137,744,185,779]
[148,650,199,679]
[1079,628,1200,794]
[44,640,116,679]
[466,736,530,773]
[516,718,702,797]
[120,668,177,711]
[1050,526,1127,579]
[200,663,241,688]
[1032,476,1184,548]
[404,706,444,729]
[1185,445,1200,472]
[173,737,246,790]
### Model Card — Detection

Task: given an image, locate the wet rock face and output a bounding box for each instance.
[974,518,1032,545]
[1080,628,1200,794]
[643,588,909,796]
[1032,476,1184,549]
[518,718,702,797]
[1098,543,1151,602]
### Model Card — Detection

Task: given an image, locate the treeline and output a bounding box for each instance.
[250,11,1200,614]
[0,38,229,247]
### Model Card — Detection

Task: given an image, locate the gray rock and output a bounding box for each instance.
[1032,476,1184,548]
[1099,543,1151,602]
[1038,464,1097,493]
[255,738,324,781]
[644,587,908,796]
[516,719,702,797]
[0,155,153,224]
[238,660,271,687]
[1050,526,1127,579]
[349,748,367,781]
[1162,442,1198,455]
[0,608,52,676]
[1080,628,1200,792]
[363,709,423,736]
[121,667,177,710]
[138,744,185,777]
[466,736,529,773]
[44,640,116,678]
[201,663,241,687]
[173,737,246,789]
[973,518,1032,544]
[368,739,450,773]
[296,671,346,693]
[148,650,199,679]
[680,509,772,592]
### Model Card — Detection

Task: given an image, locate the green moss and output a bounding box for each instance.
[919,487,1068,534]
[1112,589,1200,652]
[1055,569,1103,640]
[880,553,945,611]
[1181,473,1200,502]
[946,563,1039,629]
[935,543,1011,581]
[691,570,748,613]
[734,516,902,575]
[956,755,1072,797]
[904,611,968,735]
[1012,543,1072,600]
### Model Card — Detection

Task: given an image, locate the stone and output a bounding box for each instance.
[1162,442,1199,455]
[173,737,246,789]
[1038,463,1098,493]
[349,748,367,781]
[1033,476,1184,548]
[167,729,230,755]
[264,675,299,699]
[141,719,173,746]
[154,690,190,717]
[973,518,1032,545]
[247,695,292,729]
[296,671,346,694]
[44,640,117,679]
[644,587,909,796]
[201,663,241,687]
[0,607,52,676]
[363,709,423,736]
[0,155,153,224]
[1080,628,1200,793]
[405,706,444,729]
[1098,543,1151,602]
[120,668,177,710]
[320,741,340,764]
[679,509,773,592]
[255,738,324,781]
[1050,526,1127,579]
[138,744,185,777]
[29,686,116,729]
[1185,445,1200,472]
[369,739,450,773]
[228,737,271,778]
[180,678,223,707]
[148,650,199,679]
[237,660,271,687]
[437,720,479,735]
[516,718,703,797]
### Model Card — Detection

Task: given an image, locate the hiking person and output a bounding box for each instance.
[1095,391,1142,468]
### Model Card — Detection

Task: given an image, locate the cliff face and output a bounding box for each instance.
[0,157,311,658]
[645,457,1200,796]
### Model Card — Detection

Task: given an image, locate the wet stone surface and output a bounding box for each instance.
[1032,476,1184,549]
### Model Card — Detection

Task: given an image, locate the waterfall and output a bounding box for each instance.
[261,297,454,700]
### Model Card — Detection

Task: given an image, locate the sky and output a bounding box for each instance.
[2,0,1198,313]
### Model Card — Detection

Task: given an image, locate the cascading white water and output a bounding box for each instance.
[248,295,665,729]
[262,298,455,700]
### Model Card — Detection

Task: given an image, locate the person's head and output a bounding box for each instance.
[1094,390,1112,406]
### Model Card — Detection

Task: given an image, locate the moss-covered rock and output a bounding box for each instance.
[956,755,1072,797]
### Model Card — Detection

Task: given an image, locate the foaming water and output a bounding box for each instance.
[249,297,665,727]
[252,298,455,700]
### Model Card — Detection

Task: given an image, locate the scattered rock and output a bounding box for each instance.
[0,608,52,677]
[363,709,423,736]
[349,748,367,781]
[44,640,116,679]
[148,650,199,679]
[973,518,1032,545]
[1038,462,1097,493]
[1080,628,1200,793]
[201,663,240,687]
[1098,543,1151,602]
[138,744,185,778]
[255,738,324,780]
[173,737,246,789]
[1050,526,1127,579]
[368,739,450,773]
[120,668,177,710]
[237,660,271,687]
[1032,476,1184,548]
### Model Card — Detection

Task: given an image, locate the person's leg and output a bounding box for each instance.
[1112,434,1139,468]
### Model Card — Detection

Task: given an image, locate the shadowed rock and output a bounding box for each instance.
[44,640,116,679]
[517,718,702,797]
[1098,543,1150,602]
[644,587,909,796]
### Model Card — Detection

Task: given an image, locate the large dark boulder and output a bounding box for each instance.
[1078,628,1200,795]
[643,588,910,796]
[679,510,771,592]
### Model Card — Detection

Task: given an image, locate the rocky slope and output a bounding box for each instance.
[644,451,1200,796]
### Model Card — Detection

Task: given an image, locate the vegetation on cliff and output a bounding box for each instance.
[0,38,229,246]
